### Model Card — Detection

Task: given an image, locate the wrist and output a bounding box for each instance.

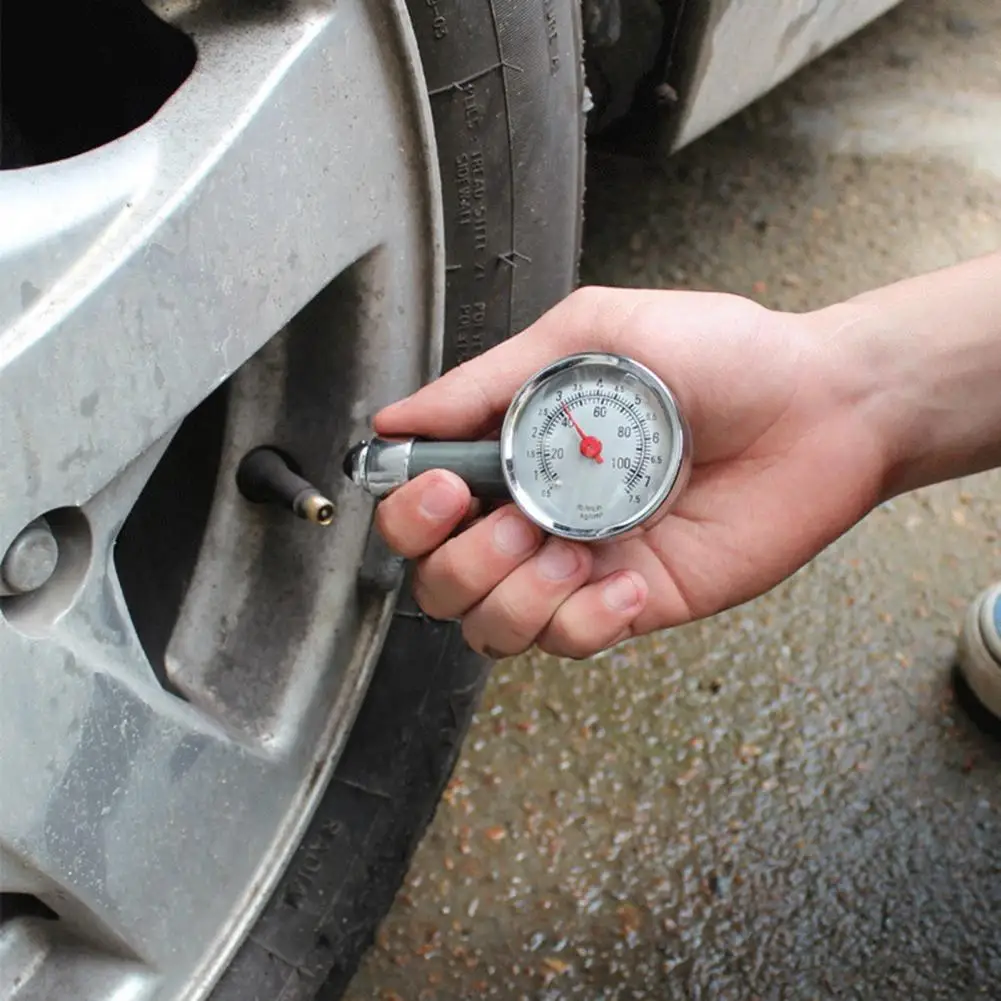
[811,254,1001,500]
[807,299,919,502]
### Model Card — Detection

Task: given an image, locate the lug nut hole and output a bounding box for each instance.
[1,508,92,635]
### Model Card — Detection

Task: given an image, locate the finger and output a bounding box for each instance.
[537,570,648,660]
[374,469,472,559]
[461,538,592,657]
[372,286,767,444]
[373,286,650,440]
[457,497,484,530]
[412,505,544,620]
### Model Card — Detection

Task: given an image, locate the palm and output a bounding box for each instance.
[592,392,886,633]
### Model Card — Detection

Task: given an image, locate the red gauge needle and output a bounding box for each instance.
[562,402,604,463]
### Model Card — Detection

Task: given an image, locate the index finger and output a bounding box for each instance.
[373,286,649,440]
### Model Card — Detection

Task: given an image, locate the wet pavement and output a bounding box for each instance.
[345,0,1001,997]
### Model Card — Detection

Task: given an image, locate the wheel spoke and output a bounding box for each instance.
[1,617,259,952]
[0,437,262,966]
[0,846,44,895]
[3,434,175,683]
[69,436,175,683]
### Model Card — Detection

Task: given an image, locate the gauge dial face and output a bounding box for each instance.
[501,354,686,540]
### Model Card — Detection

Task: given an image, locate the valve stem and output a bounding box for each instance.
[236,447,334,526]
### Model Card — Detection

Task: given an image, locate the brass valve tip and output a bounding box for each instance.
[298,491,335,526]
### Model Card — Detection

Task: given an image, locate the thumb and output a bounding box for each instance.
[373,286,651,440]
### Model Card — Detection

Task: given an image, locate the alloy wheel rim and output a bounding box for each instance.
[0,2,443,999]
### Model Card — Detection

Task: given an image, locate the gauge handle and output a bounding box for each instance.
[343,437,509,500]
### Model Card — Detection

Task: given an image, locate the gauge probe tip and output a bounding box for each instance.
[343,437,509,499]
[342,441,366,483]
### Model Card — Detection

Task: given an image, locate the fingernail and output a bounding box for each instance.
[493,514,537,556]
[603,572,643,612]
[419,478,463,520]
[537,541,580,581]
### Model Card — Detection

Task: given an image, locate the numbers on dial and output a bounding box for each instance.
[504,357,681,538]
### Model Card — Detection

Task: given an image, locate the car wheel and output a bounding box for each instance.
[0,2,584,1000]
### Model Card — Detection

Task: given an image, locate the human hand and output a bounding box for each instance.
[373,286,890,659]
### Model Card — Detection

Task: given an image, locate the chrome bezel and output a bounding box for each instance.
[499,352,691,541]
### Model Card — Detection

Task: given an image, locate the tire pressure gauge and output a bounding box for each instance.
[344,353,692,542]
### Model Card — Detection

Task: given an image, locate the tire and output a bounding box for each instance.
[209,4,585,998]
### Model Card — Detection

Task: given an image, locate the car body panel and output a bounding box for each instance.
[664,0,905,151]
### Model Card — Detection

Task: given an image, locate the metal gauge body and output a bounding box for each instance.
[500,353,690,540]
[343,352,691,543]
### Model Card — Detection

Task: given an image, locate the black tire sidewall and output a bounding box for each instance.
[209,5,583,999]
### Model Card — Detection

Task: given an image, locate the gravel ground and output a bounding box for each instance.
[345,0,1001,997]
